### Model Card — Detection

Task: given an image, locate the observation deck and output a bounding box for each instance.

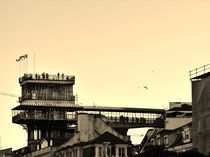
[18,73,75,103]
[19,73,75,85]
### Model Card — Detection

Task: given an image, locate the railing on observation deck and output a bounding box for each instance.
[12,110,76,122]
[19,94,75,102]
[189,64,210,79]
[19,73,75,83]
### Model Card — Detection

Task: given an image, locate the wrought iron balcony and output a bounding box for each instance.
[12,110,76,124]
[19,94,75,102]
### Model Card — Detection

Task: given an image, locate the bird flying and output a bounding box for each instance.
[136,86,149,90]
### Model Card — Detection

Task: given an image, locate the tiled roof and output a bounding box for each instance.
[89,132,129,145]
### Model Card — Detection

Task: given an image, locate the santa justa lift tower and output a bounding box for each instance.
[12,73,80,151]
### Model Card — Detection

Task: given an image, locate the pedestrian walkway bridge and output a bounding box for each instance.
[80,106,165,128]
[12,105,165,129]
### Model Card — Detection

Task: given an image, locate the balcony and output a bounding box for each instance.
[19,94,75,102]
[12,110,76,124]
[19,73,75,84]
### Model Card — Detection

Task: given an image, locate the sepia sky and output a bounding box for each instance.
[0,0,210,149]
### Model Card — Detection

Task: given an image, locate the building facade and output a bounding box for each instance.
[140,121,192,154]
[18,113,132,157]
[139,102,192,153]
[12,73,77,153]
[190,64,210,155]
[55,113,131,157]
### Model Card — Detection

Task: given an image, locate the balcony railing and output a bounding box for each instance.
[106,116,164,126]
[19,73,75,83]
[189,64,210,79]
[12,110,76,122]
[19,94,75,102]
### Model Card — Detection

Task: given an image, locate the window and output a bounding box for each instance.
[185,133,189,139]
[164,136,168,145]
[119,147,125,157]
[182,128,191,143]
[107,147,111,157]
[156,136,161,145]
[66,151,72,157]
[150,138,155,145]
[98,147,102,156]
[50,140,53,146]
[37,144,40,150]
[73,150,77,157]
[29,129,34,140]
[38,130,41,139]
[34,129,38,140]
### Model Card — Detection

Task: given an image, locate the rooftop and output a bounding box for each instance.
[19,73,75,84]
[168,103,192,111]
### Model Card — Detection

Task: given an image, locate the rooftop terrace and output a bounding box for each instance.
[19,73,75,84]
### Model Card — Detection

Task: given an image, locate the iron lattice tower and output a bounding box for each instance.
[12,73,80,151]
